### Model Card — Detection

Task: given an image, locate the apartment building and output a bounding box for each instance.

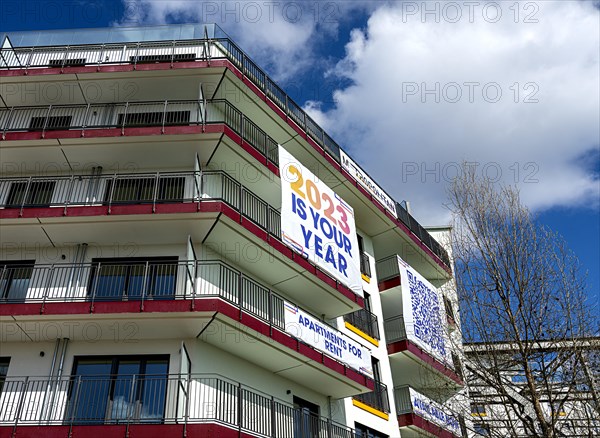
[465,339,600,437]
[0,23,466,438]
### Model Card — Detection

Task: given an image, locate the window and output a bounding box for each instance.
[68,355,169,424]
[130,53,196,64]
[116,111,191,127]
[293,396,320,438]
[471,403,487,416]
[29,115,73,131]
[474,422,491,437]
[5,181,56,207]
[104,177,185,204]
[0,260,35,302]
[552,402,566,416]
[87,257,178,301]
[357,235,371,277]
[355,422,388,438]
[444,296,455,321]
[48,58,87,67]
[0,358,10,394]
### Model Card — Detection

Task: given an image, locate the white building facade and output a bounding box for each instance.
[0,24,466,438]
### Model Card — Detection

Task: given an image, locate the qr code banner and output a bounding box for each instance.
[397,256,451,365]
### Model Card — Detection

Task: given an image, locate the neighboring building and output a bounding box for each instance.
[0,24,465,437]
[464,338,600,437]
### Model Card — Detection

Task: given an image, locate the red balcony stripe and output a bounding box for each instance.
[378,276,401,292]
[0,423,261,438]
[398,413,458,438]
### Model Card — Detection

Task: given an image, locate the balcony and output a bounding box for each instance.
[353,381,391,419]
[0,373,361,438]
[343,309,380,344]
[395,386,463,438]
[0,169,363,316]
[0,87,450,274]
[384,316,463,388]
[0,99,279,171]
[0,259,372,396]
[375,255,403,292]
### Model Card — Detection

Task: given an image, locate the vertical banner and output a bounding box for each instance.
[284,302,373,377]
[397,256,450,364]
[278,146,363,297]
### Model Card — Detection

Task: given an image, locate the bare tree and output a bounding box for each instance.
[446,167,599,438]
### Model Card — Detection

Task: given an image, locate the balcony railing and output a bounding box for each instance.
[395,203,450,268]
[1,29,451,270]
[383,316,408,343]
[0,99,279,165]
[0,257,370,378]
[354,381,390,414]
[395,386,462,437]
[0,373,358,437]
[0,168,280,232]
[375,255,401,284]
[344,309,380,340]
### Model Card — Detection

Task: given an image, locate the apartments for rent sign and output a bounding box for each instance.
[397,256,451,365]
[284,302,373,377]
[340,150,397,216]
[279,146,363,297]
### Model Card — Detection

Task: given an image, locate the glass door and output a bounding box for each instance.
[68,356,169,424]
[293,396,320,438]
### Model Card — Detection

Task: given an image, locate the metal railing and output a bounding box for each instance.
[395,202,450,268]
[0,99,279,166]
[1,30,450,269]
[383,316,408,343]
[0,170,200,211]
[0,169,280,231]
[0,258,290,330]
[374,255,400,283]
[344,309,380,340]
[0,373,359,437]
[354,381,390,414]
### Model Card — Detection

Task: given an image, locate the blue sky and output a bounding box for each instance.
[1,0,599,309]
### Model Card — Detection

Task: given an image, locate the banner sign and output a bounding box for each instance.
[284,301,373,377]
[279,146,363,297]
[340,150,397,216]
[409,388,461,435]
[397,256,450,364]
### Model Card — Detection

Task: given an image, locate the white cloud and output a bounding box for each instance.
[117,1,599,224]
[117,0,375,81]
[305,1,600,225]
